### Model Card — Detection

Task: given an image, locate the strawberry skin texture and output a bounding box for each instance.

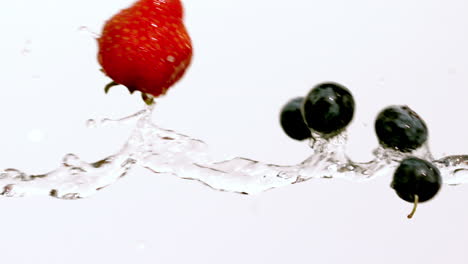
[98,0,192,97]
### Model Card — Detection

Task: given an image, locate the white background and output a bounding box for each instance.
[1,0,468,263]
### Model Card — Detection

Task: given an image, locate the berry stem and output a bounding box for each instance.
[104,81,119,94]
[141,93,155,105]
[407,194,419,219]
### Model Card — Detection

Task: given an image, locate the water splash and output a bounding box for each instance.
[0,105,467,199]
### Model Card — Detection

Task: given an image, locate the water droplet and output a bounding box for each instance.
[2,184,16,197]
[327,164,338,173]
[101,118,112,125]
[277,171,296,179]
[21,48,31,55]
[86,119,97,128]
[69,167,86,175]
[60,193,81,200]
[62,154,81,167]
[20,39,32,55]
[27,129,45,142]
[0,169,26,179]
[135,241,148,251]
[378,76,385,86]
[121,158,137,168]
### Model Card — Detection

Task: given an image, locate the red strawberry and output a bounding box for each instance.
[97,0,192,100]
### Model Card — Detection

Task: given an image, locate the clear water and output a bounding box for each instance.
[0,104,466,199]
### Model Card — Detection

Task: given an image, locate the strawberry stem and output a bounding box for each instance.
[141,93,155,105]
[104,81,154,105]
[104,81,119,94]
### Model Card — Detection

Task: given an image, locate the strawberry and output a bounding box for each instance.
[97,0,193,101]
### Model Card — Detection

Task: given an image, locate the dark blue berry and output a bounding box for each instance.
[375,105,428,152]
[280,97,311,141]
[392,157,442,204]
[301,82,355,136]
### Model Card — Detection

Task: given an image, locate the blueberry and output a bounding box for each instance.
[392,157,442,218]
[301,82,355,136]
[280,97,311,141]
[375,105,428,152]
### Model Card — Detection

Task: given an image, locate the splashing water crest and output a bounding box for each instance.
[0,104,467,199]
